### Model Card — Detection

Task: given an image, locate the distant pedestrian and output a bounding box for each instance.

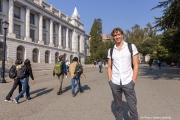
[97,60,102,73]
[69,57,84,97]
[157,59,161,69]
[148,59,153,70]
[13,59,35,104]
[107,28,139,120]
[103,60,107,69]
[65,59,70,72]
[93,61,97,67]
[5,59,23,102]
[53,55,67,95]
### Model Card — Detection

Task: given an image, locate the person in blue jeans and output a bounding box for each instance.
[13,59,35,104]
[98,60,102,73]
[69,57,84,97]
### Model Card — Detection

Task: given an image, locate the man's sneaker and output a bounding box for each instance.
[80,90,84,93]
[13,99,18,104]
[26,97,32,101]
[4,99,12,102]
[72,94,75,97]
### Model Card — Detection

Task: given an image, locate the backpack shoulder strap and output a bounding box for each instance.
[110,47,114,69]
[127,43,133,58]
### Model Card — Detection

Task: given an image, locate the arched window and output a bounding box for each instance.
[45,51,49,63]
[32,49,38,63]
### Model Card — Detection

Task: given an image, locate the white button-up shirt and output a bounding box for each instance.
[107,41,138,85]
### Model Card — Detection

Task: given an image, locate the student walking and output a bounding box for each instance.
[53,55,67,95]
[13,59,35,104]
[69,57,84,97]
[97,60,102,73]
[107,28,139,120]
[5,59,23,102]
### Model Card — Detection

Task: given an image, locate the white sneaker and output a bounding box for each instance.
[4,99,12,102]
[13,99,18,104]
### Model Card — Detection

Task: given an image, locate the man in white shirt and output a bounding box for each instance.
[107,28,139,120]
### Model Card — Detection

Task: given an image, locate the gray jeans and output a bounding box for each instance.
[109,80,138,120]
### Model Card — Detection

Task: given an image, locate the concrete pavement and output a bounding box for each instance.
[0,64,180,120]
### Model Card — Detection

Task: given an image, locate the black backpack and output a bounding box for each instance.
[74,63,83,77]
[9,65,17,79]
[16,66,27,79]
[110,43,134,69]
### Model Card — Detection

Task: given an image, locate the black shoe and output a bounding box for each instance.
[26,97,32,101]
[5,99,12,102]
[57,91,62,95]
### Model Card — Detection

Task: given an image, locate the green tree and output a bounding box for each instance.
[89,18,103,61]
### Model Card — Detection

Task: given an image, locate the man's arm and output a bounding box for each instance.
[107,58,112,81]
[132,54,139,83]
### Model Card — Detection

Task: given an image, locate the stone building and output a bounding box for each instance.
[0,0,89,64]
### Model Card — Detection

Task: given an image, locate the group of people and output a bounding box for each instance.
[5,59,35,104]
[4,27,139,119]
[52,55,86,97]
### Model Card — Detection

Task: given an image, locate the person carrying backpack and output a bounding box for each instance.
[13,59,35,104]
[107,28,139,120]
[5,59,23,102]
[69,57,84,97]
[52,55,67,95]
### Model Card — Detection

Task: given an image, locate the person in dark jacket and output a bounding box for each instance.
[52,55,67,95]
[13,59,35,104]
[5,59,23,102]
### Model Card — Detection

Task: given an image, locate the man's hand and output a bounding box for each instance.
[12,79,15,82]
[32,80,35,84]
[52,76,54,78]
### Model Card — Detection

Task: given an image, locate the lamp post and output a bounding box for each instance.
[0,21,9,83]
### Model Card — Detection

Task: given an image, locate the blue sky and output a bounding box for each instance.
[45,0,163,35]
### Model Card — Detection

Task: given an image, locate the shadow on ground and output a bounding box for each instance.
[111,101,130,120]
[138,65,180,80]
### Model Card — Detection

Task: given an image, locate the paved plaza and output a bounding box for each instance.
[0,64,180,120]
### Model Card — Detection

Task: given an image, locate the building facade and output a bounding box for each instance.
[0,0,89,64]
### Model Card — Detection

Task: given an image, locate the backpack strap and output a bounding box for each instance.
[127,43,134,69]
[110,47,114,69]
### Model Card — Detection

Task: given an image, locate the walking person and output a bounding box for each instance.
[5,59,23,102]
[157,59,161,69]
[107,28,139,120]
[13,59,35,104]
[69,57,84,97]
[53,55,67,95]
[148,59,153,70]
[97,60,102,73]
[65,59,70,73]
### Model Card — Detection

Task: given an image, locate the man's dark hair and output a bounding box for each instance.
[72,57,78,62]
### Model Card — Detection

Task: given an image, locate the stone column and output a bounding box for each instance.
[38,14,44,44]
[72,30,78,52]
[7,0,15,38]
[24,7,32,42]
[49,19,54,47]
[80,35,85,53]
[58,24,62,48]
[65,28,69,50]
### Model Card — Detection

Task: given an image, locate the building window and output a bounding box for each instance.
[68,30,72,48]
[53,36,56,46]
[42,5,45,8]
[43,33,46,45]
[53,24,55,33]
[30,13,35,24]
[14,6,20,19]
[0,19,2,34]
[61,27,65,47]
[30,29,35,42]
[78,35,80,52]
[43,19,46,29]
[0,0,2,12]
[14,24,21,39]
